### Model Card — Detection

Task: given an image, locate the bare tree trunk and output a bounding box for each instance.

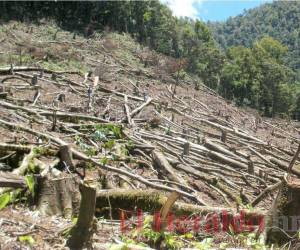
[267,178,300,244]
[67,184,97,250]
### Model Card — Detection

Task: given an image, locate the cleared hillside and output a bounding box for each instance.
[1,21,300,249]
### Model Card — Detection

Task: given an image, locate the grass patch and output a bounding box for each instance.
[40,58,86,73]
[0,53,35,66]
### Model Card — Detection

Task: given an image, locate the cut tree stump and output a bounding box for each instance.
[67,184,97,250]
[266,178,300,244]
[37,175,80,218]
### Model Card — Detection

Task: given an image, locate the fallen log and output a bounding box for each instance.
[247,146,274,167]
[121,97,153,122]
[270,157,300,178]
[96,189,265,220]
[0,66,80,75]
[166,107,264,143]
[251,181,283,207]
[174,163,240,204]
[203,138,242,159]
[130,97,153,118]
[0,171,26,188]
[97,86,145,102]
[206,150,248,170]
[151,150,184,185]
[0,100,42,118]
[15,72,68,87]
[38,110,108,123]
[85,154,202,204]
[0,143,32,153]
[12,149,35,176]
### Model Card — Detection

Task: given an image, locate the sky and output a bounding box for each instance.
[160,0,273,22]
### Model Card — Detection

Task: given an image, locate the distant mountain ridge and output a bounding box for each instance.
[208,1,300,77]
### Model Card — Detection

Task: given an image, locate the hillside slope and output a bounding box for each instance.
[208,1,300,77]
[1,21,300,249]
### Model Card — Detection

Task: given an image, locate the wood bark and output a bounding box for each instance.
[270,157,300,177]
[96,189,265,219]
[0,143,32,153]
[206,150,248,170]
[59,144,74,169]
[0,171,26,188]
[67,184,96,250]
[251,181,283,207]
[123,95,133,125]
[37,176,80,218]
[0,66,80,75]
[266,179,300,244]
[152,150,184,186]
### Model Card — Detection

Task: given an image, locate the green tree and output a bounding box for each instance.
[220,46,259,105]
[253,37,293,116]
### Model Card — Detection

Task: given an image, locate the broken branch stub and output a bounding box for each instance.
[59,144,74,169]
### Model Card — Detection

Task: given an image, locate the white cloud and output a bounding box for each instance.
[160,0,203,19]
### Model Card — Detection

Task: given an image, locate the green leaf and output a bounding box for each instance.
[183,232,194,239]
[93,130,107,141]
[18,235,35,246]
[72,217,78,224]
[143,215,153,228]
[0,193,10,210]
[103,140,115,150]
[25,175,35,198]
[100,156,108,165]
[85,147,97,157]
[10,189,22,203]
[93,124,122,140]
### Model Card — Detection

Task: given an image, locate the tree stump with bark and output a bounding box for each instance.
[37,175,80,218]
[267,178,300,244]
[67,184,97,250]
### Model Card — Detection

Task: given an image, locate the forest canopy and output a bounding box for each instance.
[208,1,300,79]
